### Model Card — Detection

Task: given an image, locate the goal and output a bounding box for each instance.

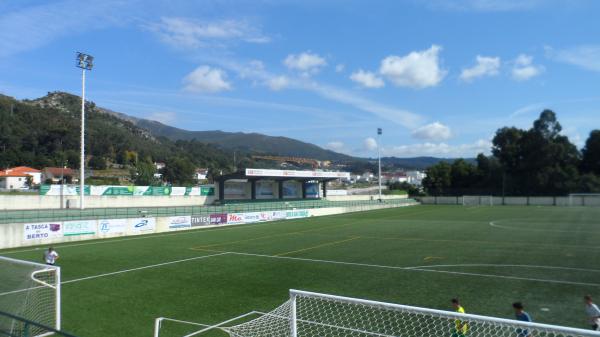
[568,193,600,207]
[462,195,493,206]
[0,256,61,337]
[225,289,600,337]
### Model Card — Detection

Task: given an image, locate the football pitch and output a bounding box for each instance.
[2,205,600,337]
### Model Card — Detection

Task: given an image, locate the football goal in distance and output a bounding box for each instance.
[462,195,494,206]
[568,193,600,206]
[155,289,600,337]
[0,256,61,337]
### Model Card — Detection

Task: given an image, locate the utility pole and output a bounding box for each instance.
[377,128,382,201]
[76,52,94,209]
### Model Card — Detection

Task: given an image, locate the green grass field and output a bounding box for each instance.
[2,205,600,337]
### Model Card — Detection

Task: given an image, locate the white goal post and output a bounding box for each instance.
[224,289,600,337]
[0,256,61,337]
[462,195,494,206]
[569,193,600,207]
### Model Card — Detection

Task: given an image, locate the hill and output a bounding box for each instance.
[381,156,475,170]
[0,92,233,183]
[131,119,355,162]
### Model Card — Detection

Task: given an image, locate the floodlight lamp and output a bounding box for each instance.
[76,52,94,70]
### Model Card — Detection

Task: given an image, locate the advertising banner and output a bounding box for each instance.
[286,209,310,219]
[40,184,216,196]
[23,223,62,241]
[63,220,97,236]
[39,185,80,196]
[305,182,320,198]
[227,213,245,224]
[209,213,227,225]
[242,212,262,223]
[98,219,128,235]
[246,168,351,179]
[256,181,274,199]
[129,217,156,233]
[200,186,215,196]
[191,215,211,226]
[271,210,287,220]
[170,187,187,196]
[168,216,192,230]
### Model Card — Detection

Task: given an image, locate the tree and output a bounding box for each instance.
[161,158,196,185]
[88,156,107,170]
[133,160,159,185]
[422,162,452,195]
[581,130,600,175]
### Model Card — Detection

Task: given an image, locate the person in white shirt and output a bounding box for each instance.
[44,247,59,266]
[585,295,600,330]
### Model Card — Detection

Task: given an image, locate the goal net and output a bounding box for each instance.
[462,195,493,206]
[225,290,600,337]
[569,193,600,206]
[0,256,61,337]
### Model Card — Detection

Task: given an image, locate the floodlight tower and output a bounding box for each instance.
[377,128,382,201]
[76,52,93,209]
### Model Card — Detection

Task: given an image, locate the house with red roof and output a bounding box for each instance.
[0,166,41,190]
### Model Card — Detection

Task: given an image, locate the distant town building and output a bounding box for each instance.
[0,166,42,189]
[42,167,76,184]
[382,172,408,184]
[195,168,209,181]
[406,170,426,185]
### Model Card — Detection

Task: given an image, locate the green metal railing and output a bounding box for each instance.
[0,199,417,225]
[0,310,78,337]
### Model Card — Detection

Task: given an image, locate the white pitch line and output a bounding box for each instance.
[489,220,600,234]
[216,250,600,287]
[406,264,600,273]
[0,252,229,297]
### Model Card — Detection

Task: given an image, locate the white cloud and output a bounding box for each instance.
[335,64,345,72]
[411,122,452,141]
[183,66,232,93]
[147,111,176,124]
[326,141,345,152]
[306,82,423,128]
[209,58,424,128]
[383,139,492,158]
[267,76,289,91]
[364,137,378,151]
[284,52,327,75]
[350,70,385,88]
[0,0,130,57]
[546,45,600,72]
[511,54,544,81]
[459,55,500,82]
[379,45,446,89]
[149,17,269,49]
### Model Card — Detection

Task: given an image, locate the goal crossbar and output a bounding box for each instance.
[224,289,600,337]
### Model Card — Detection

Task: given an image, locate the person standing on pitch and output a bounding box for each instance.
[451,298,468,337]
[513,302,532,337]
[44,247,59,266]
[584,295,600,330]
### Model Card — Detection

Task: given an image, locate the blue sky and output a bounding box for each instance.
[1,0,600,158]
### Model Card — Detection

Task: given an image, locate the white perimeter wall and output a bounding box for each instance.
[0,202,417,250]
[0,195,214,210]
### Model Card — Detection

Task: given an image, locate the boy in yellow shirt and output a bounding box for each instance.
[451,298,468,337]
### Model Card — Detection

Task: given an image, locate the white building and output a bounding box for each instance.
[406,170,426,185]
[196,168,209,181]
[0,166,42,189]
